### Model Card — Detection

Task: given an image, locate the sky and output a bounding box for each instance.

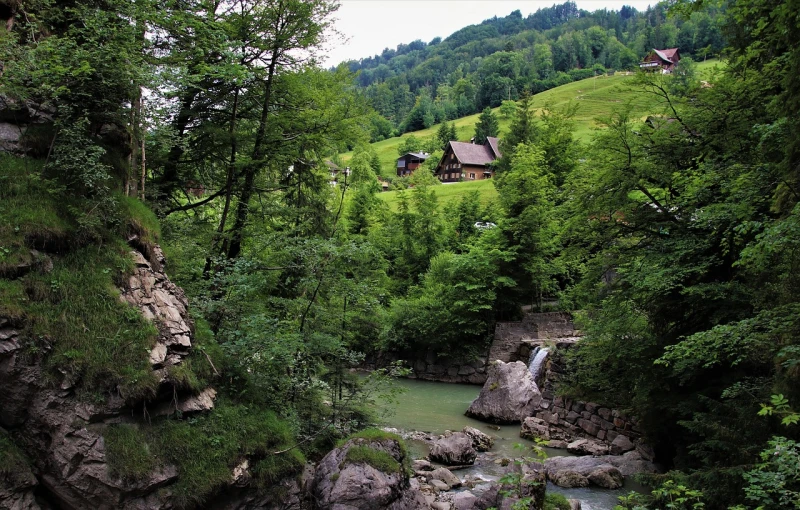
[323,0,656,67]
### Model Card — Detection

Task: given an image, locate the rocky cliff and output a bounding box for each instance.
[0,238,223,509]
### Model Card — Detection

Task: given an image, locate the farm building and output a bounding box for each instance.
[639,48,681,73]
[435,137,501,182]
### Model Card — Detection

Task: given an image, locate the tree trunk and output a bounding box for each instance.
[226,47,280,260]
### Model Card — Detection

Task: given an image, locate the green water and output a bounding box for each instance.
[377,377,642,510]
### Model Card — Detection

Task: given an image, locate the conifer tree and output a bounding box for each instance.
[473,108,499,144]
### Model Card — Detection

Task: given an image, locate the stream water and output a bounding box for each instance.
[377,378,642,510]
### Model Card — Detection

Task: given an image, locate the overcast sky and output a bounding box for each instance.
[322,0,655,67]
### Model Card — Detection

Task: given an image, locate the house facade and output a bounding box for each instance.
[396,152,430,177]
[325,160,350,186]
[639,48,681,73]
[435,137,501,182]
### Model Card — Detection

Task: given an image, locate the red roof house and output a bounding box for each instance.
[639,48,681,73]
[435,137,501,182]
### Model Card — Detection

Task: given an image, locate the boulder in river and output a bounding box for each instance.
[465,360,542,424]
[462,426,494,451]
[430,431,477,466]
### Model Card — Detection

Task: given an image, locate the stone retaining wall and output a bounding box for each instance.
[362,351,489,385]
[534,396,641,444]
[363,312,582,386]
[529,346,642,446]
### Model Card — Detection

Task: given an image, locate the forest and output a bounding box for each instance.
[0,0,798,509]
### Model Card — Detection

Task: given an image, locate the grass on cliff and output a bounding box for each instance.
[0,153,168,401]
[0,432,29,477]
[104,399,305,506]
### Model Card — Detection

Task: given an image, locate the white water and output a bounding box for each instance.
[528,346,549,381]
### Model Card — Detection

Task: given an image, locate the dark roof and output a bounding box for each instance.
[398,152,430,160]
[448,141,496,166]
[325,160,340,170]
[486,137,502,159]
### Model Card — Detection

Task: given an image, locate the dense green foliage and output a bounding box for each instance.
[346,1,726,138]
[2,0,799,508]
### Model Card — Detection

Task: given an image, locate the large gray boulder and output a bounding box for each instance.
[429,432,477,466]
[311,436,428,509]
[465,361,542,424]
[610,435,635,455]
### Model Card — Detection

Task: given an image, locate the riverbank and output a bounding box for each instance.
[377,378,646,510]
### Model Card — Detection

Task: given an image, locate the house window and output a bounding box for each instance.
[450,154,455,161]
[469,173,475,179]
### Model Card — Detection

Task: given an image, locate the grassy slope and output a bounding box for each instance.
[361,59,723,211]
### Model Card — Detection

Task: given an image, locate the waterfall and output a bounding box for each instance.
[528,346,549,381]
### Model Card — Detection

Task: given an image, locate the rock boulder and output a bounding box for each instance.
[545,450,658,488]
[566,438,609,456]
[311,436,428,509]
[429,432,477,466]
[462,426,494,452]
[587,465,624,489]
[465,361,542,424]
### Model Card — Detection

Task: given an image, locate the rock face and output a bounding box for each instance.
[0,461,41,510]
[465,361,542,424]
[311,437,427,509]
[429,432,477,466]
[0,243,227,509]
[545,450,658,488]
[120,247,194,376]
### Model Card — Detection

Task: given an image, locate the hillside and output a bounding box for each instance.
[349,58,723,210]
[347,1,727,139]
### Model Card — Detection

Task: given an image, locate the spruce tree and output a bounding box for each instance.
[473,108,499,144]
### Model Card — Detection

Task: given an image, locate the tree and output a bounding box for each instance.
[474,107,500,145]
[494,144,560,310]
[436,121,457,148]
[499,99,518,120]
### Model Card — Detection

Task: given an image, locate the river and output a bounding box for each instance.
[377,377,644,510]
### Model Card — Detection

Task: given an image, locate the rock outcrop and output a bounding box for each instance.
[310,436,427,509]
[465,361,541,424]
[0,243,226,509]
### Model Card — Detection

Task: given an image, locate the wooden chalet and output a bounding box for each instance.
[639,48,681,73]
[396,152,430,177]
[435,137,501,182]
[325,160,349,186]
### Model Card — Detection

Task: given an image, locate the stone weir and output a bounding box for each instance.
[363,312,582,385]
